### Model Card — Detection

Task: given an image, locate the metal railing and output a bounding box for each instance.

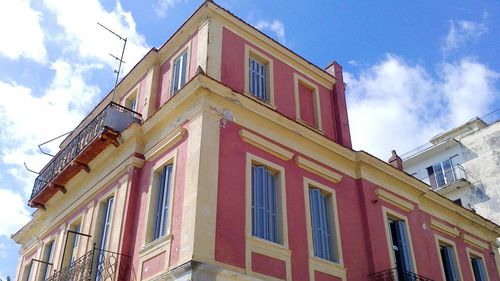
[46,247,131,281]
[418,164,479,190]
[368,268,434,281]
[30,103,141,202]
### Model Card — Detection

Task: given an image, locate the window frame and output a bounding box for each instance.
[303,177,345,280]
[61,218,83,267]
[246,153,287,246]
[123,88,139,112]
[435,235,463,281]
[170,48,190,96]
[293,73,322,131]
[467,248,490,281]
[144,150,177,245]
[382,207,418,274]
[39,239,55,281]
[244,45,275,106]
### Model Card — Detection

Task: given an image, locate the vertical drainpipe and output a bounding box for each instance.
[326,61,352,149]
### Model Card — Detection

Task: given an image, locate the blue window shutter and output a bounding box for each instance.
[252,165,279,243]
[180,52,188,88]
[160,165,173,236]
[267,170,278,243]
[441,246,458,281]
[309,188,334,261]
[154,166,166,239]
[395,221,413,272]
[252,165,266,239]
[472,258,488,281]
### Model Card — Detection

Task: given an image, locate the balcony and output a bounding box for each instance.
[419,164,479,192]
[29,103,141,209]
[46,247,131,281]
[368,268,434,281]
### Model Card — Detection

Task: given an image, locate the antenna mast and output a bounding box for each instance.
[97,23,128,101]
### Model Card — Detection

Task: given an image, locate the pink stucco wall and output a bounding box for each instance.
[214,121,500,281]
[220,27,339,143]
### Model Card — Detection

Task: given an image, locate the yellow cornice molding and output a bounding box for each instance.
[145,127,188,160]
[375,188,415,212]
[295,156,343,183]
[430,218,460,238]
[239,129,294,160]
[463,233,489,250]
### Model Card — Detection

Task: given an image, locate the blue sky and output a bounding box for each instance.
[0,0,499,278]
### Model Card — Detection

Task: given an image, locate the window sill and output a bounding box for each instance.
[247,236,291,257]
[139,233,173,259]
[309,255,346,279]
[295,118,323,134]
[242,91,277,111]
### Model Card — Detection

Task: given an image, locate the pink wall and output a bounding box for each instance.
[156,32,199,109]
[220,27,339,143]
[214,121,500,281]
[298,83,316,127]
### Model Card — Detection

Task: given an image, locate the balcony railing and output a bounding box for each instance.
[419,164,479,190]
[29,103,141,207]
[46,247,131,281]
[368,268,434,281]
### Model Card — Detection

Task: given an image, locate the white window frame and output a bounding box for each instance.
[170,48,190,96]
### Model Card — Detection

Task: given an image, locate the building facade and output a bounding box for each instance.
[402,116,499,211]
[12,2,500,281]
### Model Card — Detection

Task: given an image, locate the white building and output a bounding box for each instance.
[402,113,499,213]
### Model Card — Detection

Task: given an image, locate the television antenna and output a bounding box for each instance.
[97,22,127,101]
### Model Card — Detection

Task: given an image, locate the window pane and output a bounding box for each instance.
[251,165,279,243]
[472,258,488,281]
[433,163,446,187]
[309,188,334,261]
[442,159,455,184]
[390,220,413,272]
[154,165,173,239]
[427,166,437,188]
[440,245,458,281]
[249,58,267,101]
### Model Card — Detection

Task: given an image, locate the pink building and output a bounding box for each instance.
[13,2,500,281]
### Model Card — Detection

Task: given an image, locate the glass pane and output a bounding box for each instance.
[442,159,455,184]
[433,163,446,187]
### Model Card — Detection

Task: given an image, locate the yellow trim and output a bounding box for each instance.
[464,234,489,250]
[293,73,323,131]
[303,177,345,281]
[375,188,415,212]
[139,234,173,281]
[245,152,291,280]
[244,44,275,105]
[144,127,187,160]
[430,218,460,238]
[206,18,223,81]
[434,234,464,281]
[467,248,491,281]
[382,207,419,274]
[239,129,294,160]
[295,156,343,183]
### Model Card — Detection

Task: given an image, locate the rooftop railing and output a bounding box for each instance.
[418,164,479,190]
[368,268,434,281]
[29,102,141,206]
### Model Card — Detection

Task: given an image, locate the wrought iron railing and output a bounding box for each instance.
[46,247,131,281]
[368,268,434,281]
[30,103,141,201]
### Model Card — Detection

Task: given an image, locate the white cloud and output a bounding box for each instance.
[443,20,487,54]
[0,189,30,237]
[345,55,499,160]
[43,0,149,74]
[0,0,46,63]
[0,60,101,195]
[255,19,286,44]
[154,0,185,18]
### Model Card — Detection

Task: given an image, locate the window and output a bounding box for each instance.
[471,256,488,281]
[426,157,457,189]
[171,50,188,95]
[62,222,81,266]
[126,95,137,112]
[94,197,114,281]
[251,165,280,243]
[249,57,268,101]
[244,46,274,104]
[40,240,55,281]
[23,261,32,281]
[388,218,414,273]
[308,188,338,262]
[439,244,460,281]
[153,164,173,240]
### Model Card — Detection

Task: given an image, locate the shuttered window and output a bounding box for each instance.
[309,188,334,261]
[252,165,279,243]
[471,257,488,281]
[389,219,414,273]
[440,244,459,281]
[171,51,188,95]
[154,164,173,240]
[249,58,268,101]
[40,240,54,281]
